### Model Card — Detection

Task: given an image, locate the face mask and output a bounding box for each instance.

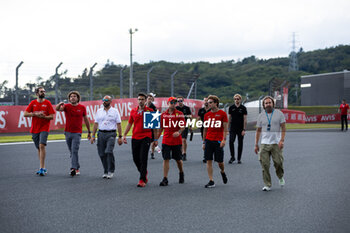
[39,93,45,99]
[103,102,110,108]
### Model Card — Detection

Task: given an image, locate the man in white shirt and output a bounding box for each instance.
[91,96,123,179]
[254,96,286,191]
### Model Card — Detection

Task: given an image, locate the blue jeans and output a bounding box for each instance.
[65,132,81,170]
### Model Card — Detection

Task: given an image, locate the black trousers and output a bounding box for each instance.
[341,115,348,130]
[132,137,151,181]
[229,130,244,161]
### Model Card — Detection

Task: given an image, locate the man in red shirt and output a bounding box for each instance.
[339,99,349,131]
[24,87,55,176]
[123,93,154,187]
[56,91,91,176]
[154,97,185,186]
[202,95,228,188]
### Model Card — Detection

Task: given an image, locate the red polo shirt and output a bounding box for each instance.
[64,103,87,133]
[340,104,349,115]
[204,109,228,141]
[160,109,185,146]
[128,106,153,140]
[25,99,55,133]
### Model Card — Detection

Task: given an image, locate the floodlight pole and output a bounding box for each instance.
[170,70,178,97]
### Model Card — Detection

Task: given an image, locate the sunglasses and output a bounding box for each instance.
[178,100,183,102]
[102,99,110,102]
[208,101,214,104]
[234,98,240,100]
[169,101,177,104]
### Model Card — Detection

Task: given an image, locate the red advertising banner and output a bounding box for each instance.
[0,98,203,133]
[305,113,350,123]
[280,109,306,124]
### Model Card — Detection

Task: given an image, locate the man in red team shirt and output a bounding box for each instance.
[154,97,185,186]
[56,91,91,176]
[123,93,154,187]
[24,87,55,176]
[339,99,349,131]
[202,95,228,188]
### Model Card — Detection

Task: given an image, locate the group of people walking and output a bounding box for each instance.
[24,86,288,191]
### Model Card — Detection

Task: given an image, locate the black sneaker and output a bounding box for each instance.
[237,161,242,164]
[179,172,184,183]
[205,180,215,188]
[221,172,228,184]
[70,168,76,177]
[159,177,168,186]
[228,157,235,164]
[151,153,155,159]
[202,159,207,163]
[182,153,187,161]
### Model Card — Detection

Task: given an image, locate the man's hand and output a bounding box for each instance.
[37,112,46,118]
[220,140,226,148]
[117,137,123,145]
[122,136,128,144]
[87,133,91,140]
[202,143,205,150]
[173,131,180,138]
[90,137,95,144]
[241,130,246,136]
[154,140,158,147]
[278,140,284,150]
[254,145,259,154]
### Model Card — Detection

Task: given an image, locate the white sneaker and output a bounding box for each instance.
[107,172,114,179]
[279,177,285,186]
[102,174,108,178]
[262,186,271,191]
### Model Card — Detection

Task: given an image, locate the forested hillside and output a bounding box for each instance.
[1,45,349,105]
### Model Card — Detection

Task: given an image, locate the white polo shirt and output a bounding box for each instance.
[94,107,121,130]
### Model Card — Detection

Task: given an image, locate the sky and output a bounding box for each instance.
[1,0,349,88]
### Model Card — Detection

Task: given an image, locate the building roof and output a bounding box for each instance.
[301,70,349,79]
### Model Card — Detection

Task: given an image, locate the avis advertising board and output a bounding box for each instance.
[0,98,203,133]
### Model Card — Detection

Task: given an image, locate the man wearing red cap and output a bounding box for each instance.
[155,97,185,186]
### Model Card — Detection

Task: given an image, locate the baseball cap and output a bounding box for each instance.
[167,97,177,103]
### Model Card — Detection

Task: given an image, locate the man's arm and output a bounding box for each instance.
[228,115,231,130]
[24,111,35,117]
[242,114,247,136]
[279,122,286,149]
[122,122,132,144]
[56,102,65,111]
[44,114,54,120]
[254,127,262,154]
[202,127,207,150]
[116,122,123,145]
[90,122,98,144]
[220,122,228,148]
[83,115,91,139]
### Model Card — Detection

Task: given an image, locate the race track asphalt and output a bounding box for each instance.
[0,130,349,233]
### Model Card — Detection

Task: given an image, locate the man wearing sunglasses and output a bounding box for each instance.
[56,91,91,176]
[255,96,286,191]
[202,95,228,188]
[91,96,122,179]
[155,97,185,186]
[24,87,55,176]
[123,93,154,187]
[176,96,192,161]
[228,94,247,164]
